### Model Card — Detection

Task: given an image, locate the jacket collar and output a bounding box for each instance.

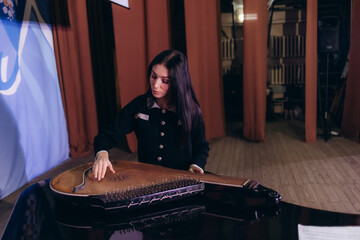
[147,96,176,113]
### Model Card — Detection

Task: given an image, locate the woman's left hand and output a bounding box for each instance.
[188,165,204,175]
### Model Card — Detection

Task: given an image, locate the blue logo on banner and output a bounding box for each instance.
[0,45,21,95]
[0,0,21,95]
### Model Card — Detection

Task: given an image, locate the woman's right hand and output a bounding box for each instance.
[93,151,115,181]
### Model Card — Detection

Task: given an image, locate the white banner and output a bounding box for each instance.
[0,0,69,199]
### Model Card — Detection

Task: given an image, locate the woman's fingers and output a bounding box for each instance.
[94,161,103,179]
[188,165,204,175]
[109,164,115,174]
[100,162,107,181]
[93,158,115,181]
[93,164,98,179]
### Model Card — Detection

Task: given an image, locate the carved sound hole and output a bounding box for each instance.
[108,174,129,182]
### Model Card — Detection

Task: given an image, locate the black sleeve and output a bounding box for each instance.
[93,95,145,155]
[190,113,209,170]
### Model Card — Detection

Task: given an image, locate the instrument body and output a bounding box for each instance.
[50,160,280,211]
[6,175,357,240]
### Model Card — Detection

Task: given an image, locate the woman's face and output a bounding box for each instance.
[150,64,171,100]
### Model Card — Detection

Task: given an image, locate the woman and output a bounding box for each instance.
[93,49,209,181]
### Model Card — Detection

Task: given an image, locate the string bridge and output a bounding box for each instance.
[90,177,205,210]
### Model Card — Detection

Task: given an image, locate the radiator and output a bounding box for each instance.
[221,38,235,74]
[270,35,305,58]
[269,64,305,85]
[269,35,305,85]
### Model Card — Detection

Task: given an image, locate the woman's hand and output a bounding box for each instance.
[93,151,115,181]
[188,164,204,175]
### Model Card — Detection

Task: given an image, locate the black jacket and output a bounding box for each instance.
[94,93,209,170]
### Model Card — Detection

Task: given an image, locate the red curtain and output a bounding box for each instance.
[341,0,360,141]
[51,0,98,158]
[305,0,318,143]
[144,1,171,63]
[183,0,226,140]
[111,0,171,152]
[242,0,268,142]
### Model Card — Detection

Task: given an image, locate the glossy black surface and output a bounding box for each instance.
[2,180,360,240]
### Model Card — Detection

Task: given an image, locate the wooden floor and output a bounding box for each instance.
[1,120,360,236]
[209,120,360,215]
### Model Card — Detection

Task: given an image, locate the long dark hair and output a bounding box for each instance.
[147,49,201,139]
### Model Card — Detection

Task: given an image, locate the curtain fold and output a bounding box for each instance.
[305,0,318,143]
[183,0,226,141]
[341,0,360,141]
[111,0,170,152]
[144,1,171,64]
[86,0,117,131]
[51,0,98,158]
[242,0,268,142]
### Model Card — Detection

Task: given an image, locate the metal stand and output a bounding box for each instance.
[321,53,348,142]
[323,53,330,141]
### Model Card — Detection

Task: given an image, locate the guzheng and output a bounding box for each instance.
[50,160,281,211]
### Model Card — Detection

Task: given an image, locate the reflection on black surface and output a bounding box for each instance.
[2,180,360,240]
[1,180,60,240]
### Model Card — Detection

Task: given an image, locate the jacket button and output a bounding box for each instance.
[160,132,165,136]
[157,157,162,161]
[161,121,165,125]
[161,109,166,114]
[159,144,164,149]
